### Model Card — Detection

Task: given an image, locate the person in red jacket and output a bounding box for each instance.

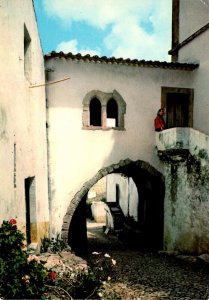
[154,108,166,131]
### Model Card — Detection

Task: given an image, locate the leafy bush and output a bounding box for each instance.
[45,251,117,299]
[0,219,117,299]
[0,219,47,299]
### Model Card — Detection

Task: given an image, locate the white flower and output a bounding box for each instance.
[104,253,110,258]
[111,259,116,265]
[92,251,100,255]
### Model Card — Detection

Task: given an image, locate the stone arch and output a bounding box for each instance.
[61,158,164,247]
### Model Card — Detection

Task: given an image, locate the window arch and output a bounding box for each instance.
[90,97,101,126]
[82,90,126,130]
[107,98,118,127]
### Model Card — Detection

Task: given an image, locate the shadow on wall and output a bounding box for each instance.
[67,159,165,255]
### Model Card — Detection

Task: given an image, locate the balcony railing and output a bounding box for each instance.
[156,127,209,162]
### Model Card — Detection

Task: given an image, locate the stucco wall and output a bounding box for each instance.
[45,57,195,235]
[0,0,49,243]
[157,128,209,253]
[106,173,138,221]
[179,30,209,135]
[179,0,209,42]
[178,1,209,135]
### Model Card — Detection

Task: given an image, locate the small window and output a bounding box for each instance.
[82,90,126,130]
[90,97,101,126]
[107,98,118,127]
[24,24,32,82]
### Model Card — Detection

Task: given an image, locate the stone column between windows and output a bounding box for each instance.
[102,105,107,128]
[82,105,89,127]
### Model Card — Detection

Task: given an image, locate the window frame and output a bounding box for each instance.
[82,90,126,130]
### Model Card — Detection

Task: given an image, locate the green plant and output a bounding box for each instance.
[0,219,47,299]
[40,233,67,253]
[45,251,117,299]
[0,219,116,299]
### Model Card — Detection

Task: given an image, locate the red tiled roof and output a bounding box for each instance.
[44,51,199,71]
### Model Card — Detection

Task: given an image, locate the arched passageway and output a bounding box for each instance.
[63,159,165,255]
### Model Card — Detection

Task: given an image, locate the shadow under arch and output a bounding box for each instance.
[61,158,165,254]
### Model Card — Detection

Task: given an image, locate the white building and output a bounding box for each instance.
[45,0,209,254]
[0,0,49,247]
[2,0,209,254]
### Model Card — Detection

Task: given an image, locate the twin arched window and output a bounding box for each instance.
[83,90,126,130]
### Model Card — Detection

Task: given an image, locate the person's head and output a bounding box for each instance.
[157,108,165,116]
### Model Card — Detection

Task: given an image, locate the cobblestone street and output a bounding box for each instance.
[87,220,209,300]
[98,250,209,300]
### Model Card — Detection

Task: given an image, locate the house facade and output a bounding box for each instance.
[45,0,209,254]
[44,52,197,250]
[2,0,209,254]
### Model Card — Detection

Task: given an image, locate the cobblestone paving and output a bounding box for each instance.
[99,250,209,300]
[87,221,209,300]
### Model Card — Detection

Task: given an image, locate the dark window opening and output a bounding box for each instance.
[107,98,118,127]
[24,24,31,81]
[90,97,101,126]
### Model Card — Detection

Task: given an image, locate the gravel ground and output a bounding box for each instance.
[97,250,209,300]
[87,220,209,300]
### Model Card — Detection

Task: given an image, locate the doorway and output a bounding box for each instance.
[161,87,194,128]
[25,176,36,244]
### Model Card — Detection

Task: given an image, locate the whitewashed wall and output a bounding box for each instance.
[0,0,49,243]
[106,173,138,222]
[45,57,195,235]
[178,0,209,135]
[179,0,209,42]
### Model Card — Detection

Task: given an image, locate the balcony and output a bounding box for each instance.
[156,127,209,162]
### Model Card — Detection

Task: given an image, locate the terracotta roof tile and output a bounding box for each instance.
[44,51,199,71]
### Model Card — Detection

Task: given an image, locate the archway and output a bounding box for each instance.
[62,159,165,254]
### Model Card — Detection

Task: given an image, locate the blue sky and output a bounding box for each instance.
[34,0,172,61]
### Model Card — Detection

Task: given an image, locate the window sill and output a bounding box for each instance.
[82,126,125,131]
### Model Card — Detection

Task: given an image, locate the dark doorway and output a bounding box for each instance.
[161,87,193,129]
[25,176,36,244]
[68,196,88,255]
[67,161,165,254]
[166,93,189,128]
